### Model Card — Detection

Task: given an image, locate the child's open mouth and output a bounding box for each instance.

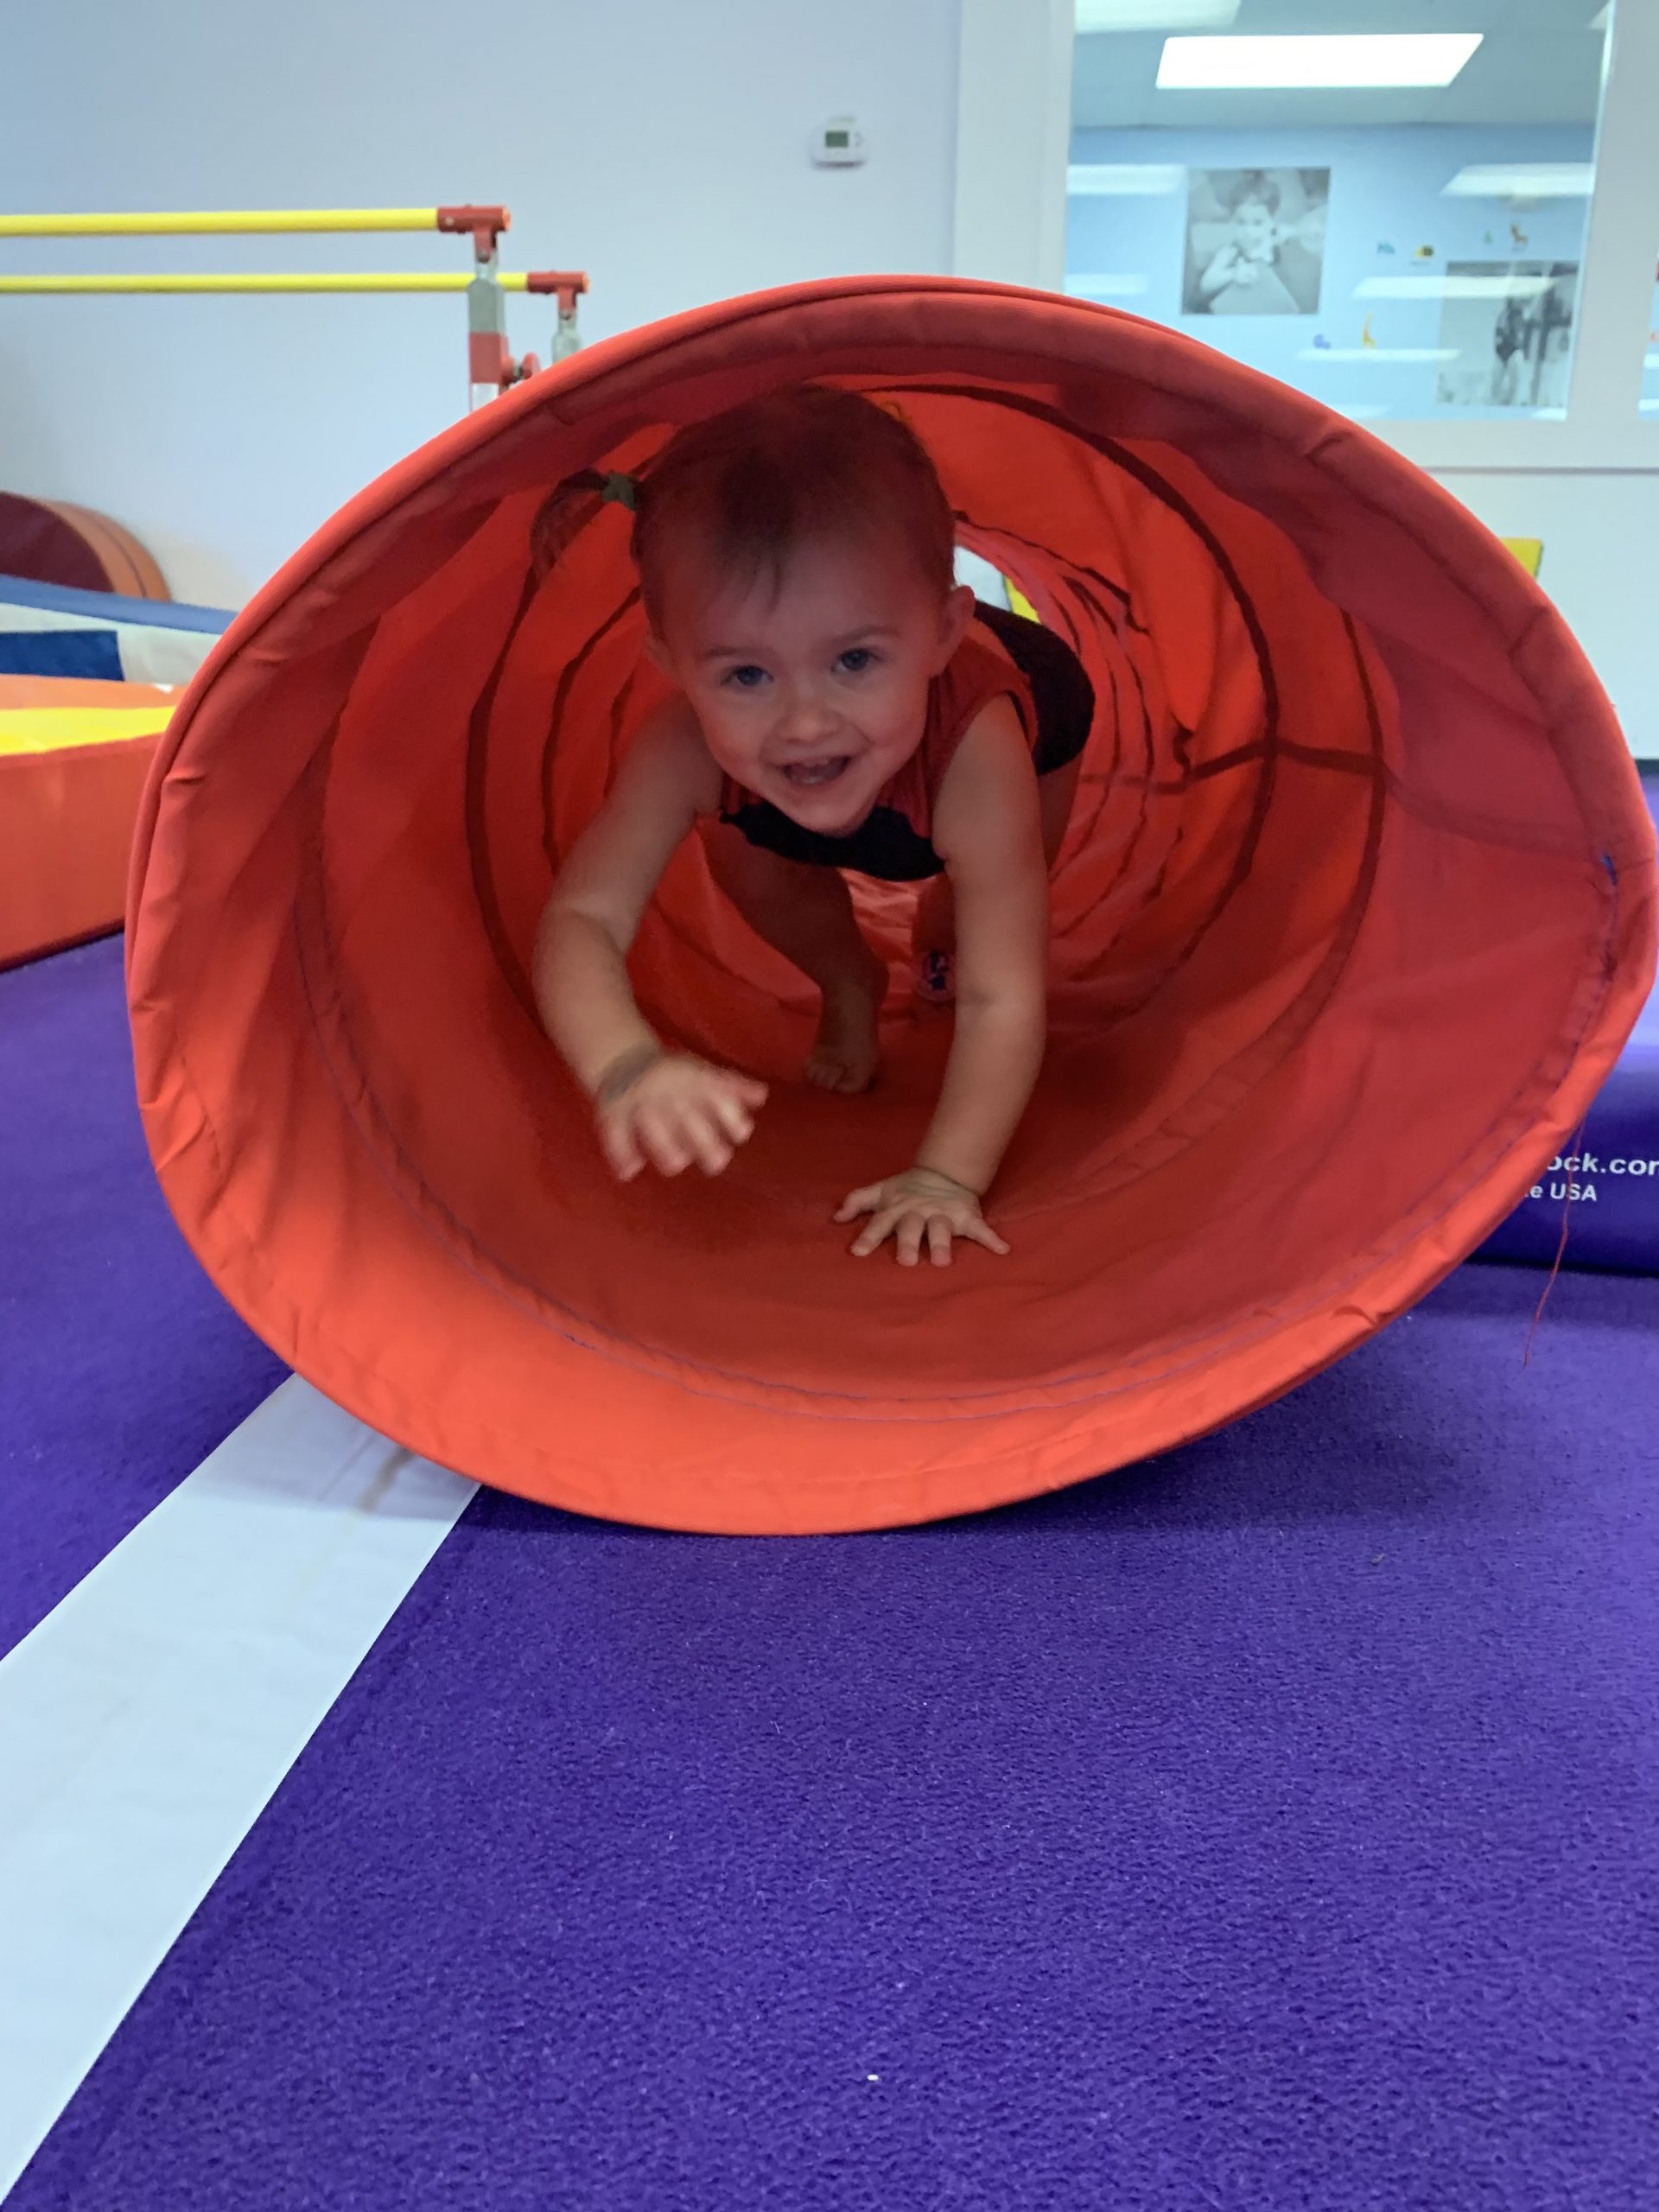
[779,756,853,790]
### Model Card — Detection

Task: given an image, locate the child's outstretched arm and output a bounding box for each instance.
[837,698,1048,1266]
[535,708,768,1179]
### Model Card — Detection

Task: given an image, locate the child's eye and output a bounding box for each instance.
[724,664,769,690]
[838,647,877,675]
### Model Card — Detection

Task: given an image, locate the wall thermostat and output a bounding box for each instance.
[813,116,868,167]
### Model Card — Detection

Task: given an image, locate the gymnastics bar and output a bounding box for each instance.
[0,272,579,296]
[0,207,510,255]
[0,266,593,400]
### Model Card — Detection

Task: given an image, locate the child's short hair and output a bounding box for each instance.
[1221,168,1281,217]
[533,385,957,629]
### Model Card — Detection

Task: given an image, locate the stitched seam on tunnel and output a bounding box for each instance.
[474,573,648,1025]
[1009,607,1392,1225]
[467,566,546,1029]
[950,429,1274,982]
[922,392,1612,1025]
[537,582,646,873]
[1051,601,1129,942]
[130,632,391,1382]
[887,388,1292,1039]
[957,509,1150,638]
[1281,428,1632,860]
[1060,572,1161,931]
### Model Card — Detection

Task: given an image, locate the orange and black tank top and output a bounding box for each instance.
[715,601,1094,882]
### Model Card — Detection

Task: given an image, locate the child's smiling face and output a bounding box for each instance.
[650,529,976,836]
[1230,197,1276,259]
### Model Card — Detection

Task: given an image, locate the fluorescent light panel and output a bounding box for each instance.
[1442,163,1594,200]
[1356,275,1556,300]
[1067,162,1185,195]
[1076,0,1238,28]
[1157,32,1483,89]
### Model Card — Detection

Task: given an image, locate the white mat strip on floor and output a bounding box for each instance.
[0,1379,477,2201]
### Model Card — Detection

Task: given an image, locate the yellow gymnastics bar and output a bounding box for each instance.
[0,272,536,295]
[0,209,446,238]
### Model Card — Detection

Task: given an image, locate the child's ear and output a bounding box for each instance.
[643,631,674,677]
[935,583,978,667]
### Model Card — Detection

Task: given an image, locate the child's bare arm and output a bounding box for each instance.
[533,703,715,1093]
[536,707,768,1179]
[837,699,1047,1263]
[918,699,1049,1191]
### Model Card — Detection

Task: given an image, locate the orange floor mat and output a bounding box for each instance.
[2,680,173,969]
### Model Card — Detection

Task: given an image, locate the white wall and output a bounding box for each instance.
[0,0,961,605]
[954,0,1071,289]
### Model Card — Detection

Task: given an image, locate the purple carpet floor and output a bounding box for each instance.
[3,937,1657,2209]
[0,937,284,1656]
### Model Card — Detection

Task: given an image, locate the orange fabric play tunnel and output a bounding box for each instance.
[126,277,1658,1535]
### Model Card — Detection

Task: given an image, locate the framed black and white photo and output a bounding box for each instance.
[1182,168,1329,318]
[1185,168,1336,318]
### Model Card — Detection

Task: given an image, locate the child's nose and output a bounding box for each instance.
[777,689,840,742]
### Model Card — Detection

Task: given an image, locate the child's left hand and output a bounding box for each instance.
[836,1168,1011,1267]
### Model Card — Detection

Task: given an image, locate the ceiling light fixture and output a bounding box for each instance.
[1356,275,1557,301]
[1441,163,1594,200]
[1066,163,1185,195]
[1076,0,1239,29]
[1157,32,1483,90]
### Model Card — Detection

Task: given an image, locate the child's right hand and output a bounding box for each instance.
[594,1048,768,1180]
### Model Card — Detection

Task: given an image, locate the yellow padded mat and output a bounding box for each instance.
[0,707,173,757]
